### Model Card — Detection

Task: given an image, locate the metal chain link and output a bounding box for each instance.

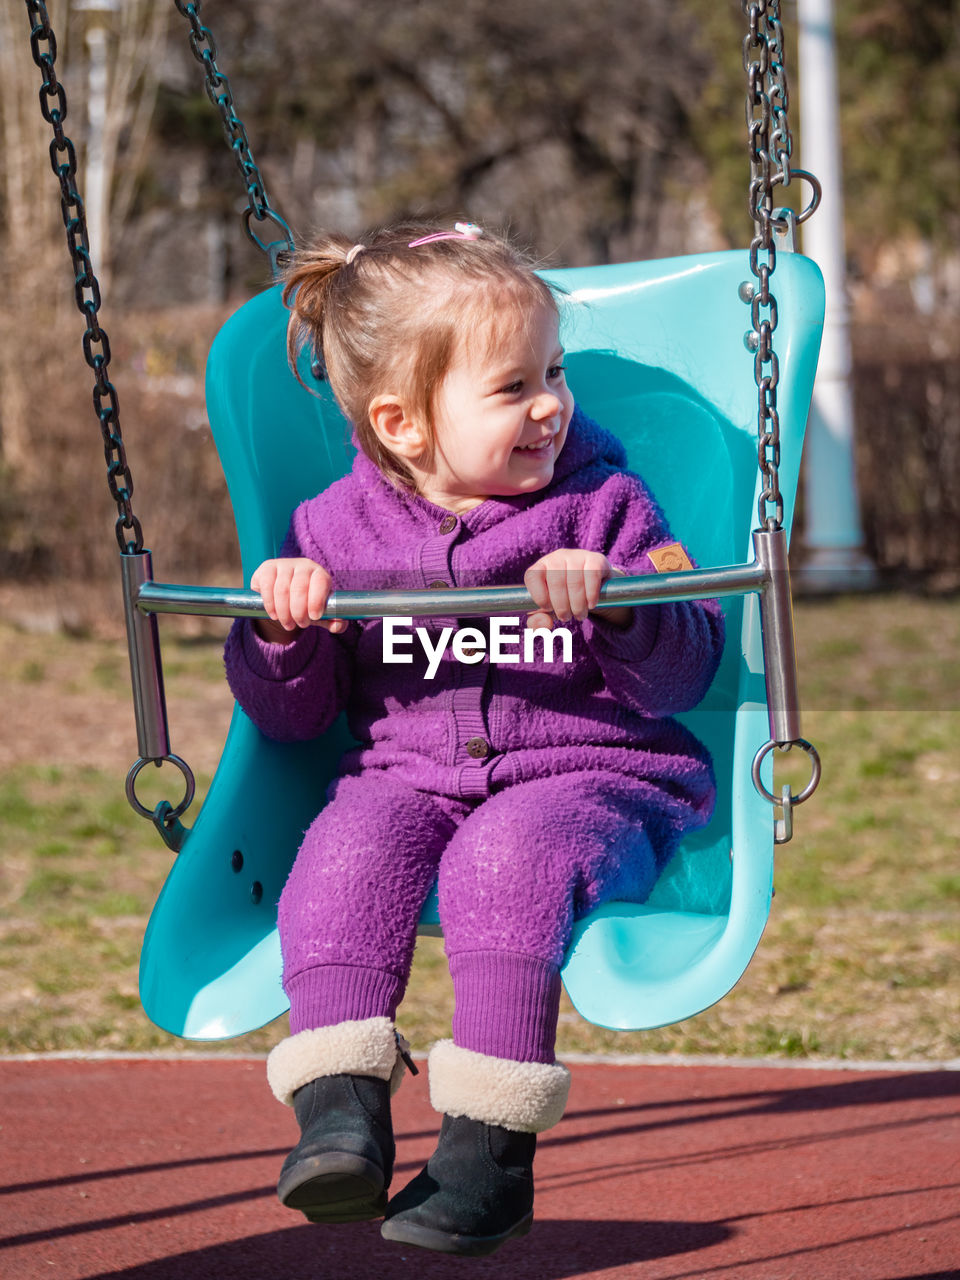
[173,0,294,265]
[25,0,144,554]
[743,0,793,532]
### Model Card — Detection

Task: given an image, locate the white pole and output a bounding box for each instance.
[85,22,109,279]
[796,0,876,591]
[77,0,120,281]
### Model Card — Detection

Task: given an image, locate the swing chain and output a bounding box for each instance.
[24,0,144,555]
[173,0,295,269]
[743,4,822,839]
[743,0,795,534]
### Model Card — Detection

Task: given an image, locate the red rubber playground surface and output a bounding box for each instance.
[1,1055,958,1280]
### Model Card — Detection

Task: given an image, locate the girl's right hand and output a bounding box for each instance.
[250,558,348,643]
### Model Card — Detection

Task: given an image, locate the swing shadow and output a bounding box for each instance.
[881,1274,960,1280]
[6,1070,951,1205]
[539,1068,960,1184]
[4,1068,954,1277]
[77,1217,733,1280]
[553,1066,960,1138]
[7,1068,954,1205]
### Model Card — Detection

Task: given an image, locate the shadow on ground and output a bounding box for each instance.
[87,1217,732,1279]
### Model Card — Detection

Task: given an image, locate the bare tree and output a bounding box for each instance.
[95,0,172,276]
[0,0,65,476]
[195,0,711,263]
[0,0,169,478]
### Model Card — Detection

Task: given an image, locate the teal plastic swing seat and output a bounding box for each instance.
[139,249,824,1040]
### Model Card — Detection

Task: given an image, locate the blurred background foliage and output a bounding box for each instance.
[0,0,957,1064]
[0,0,957,600]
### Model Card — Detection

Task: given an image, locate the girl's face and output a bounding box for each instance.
[413,298,574,513]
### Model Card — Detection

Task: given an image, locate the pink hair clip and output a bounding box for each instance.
[408,222,483,248]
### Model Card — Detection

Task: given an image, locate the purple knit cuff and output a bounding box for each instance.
[285,964,406,1034]
[449,951,562,1064]
[230,617,320,681]
[580,602,660,663]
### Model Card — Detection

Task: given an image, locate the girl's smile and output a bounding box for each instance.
[514,435,558,454]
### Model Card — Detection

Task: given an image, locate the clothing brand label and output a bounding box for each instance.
[382,616,573,679]
[647,542,693,573]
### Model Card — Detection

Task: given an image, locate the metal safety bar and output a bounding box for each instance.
[130,530,797,744]
[123,531,818,843]
[136,560,768,620]
[120,552,195,851]
[752,529,821,839]
[121,552,171,762]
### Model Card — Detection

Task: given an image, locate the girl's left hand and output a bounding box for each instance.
[524,549,631,630]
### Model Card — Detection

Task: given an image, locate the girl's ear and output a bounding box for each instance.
[369,394,426,460]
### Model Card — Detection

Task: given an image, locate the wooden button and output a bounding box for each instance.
[465,737,490,759]
[428,579,449,589]
[438,515,458,534]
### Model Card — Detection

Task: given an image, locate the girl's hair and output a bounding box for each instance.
[282,220,558,490]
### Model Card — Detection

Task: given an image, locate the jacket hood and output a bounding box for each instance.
[550,404,627,484]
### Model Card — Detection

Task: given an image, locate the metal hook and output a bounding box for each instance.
[775,168,822,226]
[774,783,794,845]
[242,205,295,277]
[151,799,191,854]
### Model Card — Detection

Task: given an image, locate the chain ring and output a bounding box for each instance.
[751,738,822,808]
[125,755,196,822]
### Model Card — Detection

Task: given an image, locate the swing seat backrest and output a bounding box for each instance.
[139,250,824,1039]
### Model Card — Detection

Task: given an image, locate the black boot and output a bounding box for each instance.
[278,1073,395,1223]
[381,1113,536,1256]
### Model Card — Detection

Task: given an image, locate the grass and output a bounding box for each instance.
[1,591,958,1062]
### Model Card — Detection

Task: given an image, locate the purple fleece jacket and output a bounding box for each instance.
[224,406,725,865]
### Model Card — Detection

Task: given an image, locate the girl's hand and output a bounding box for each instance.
[524,550,631,630]
[250,558,347,643]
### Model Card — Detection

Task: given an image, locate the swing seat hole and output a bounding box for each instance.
[231,849,244,873]
[250,881,263,905]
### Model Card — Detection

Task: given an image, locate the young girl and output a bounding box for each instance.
[224,220,725,1257]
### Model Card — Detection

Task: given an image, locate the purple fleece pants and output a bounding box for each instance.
[278,770,660,1063]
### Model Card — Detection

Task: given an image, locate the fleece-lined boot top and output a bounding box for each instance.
[267,1018,412,1223]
